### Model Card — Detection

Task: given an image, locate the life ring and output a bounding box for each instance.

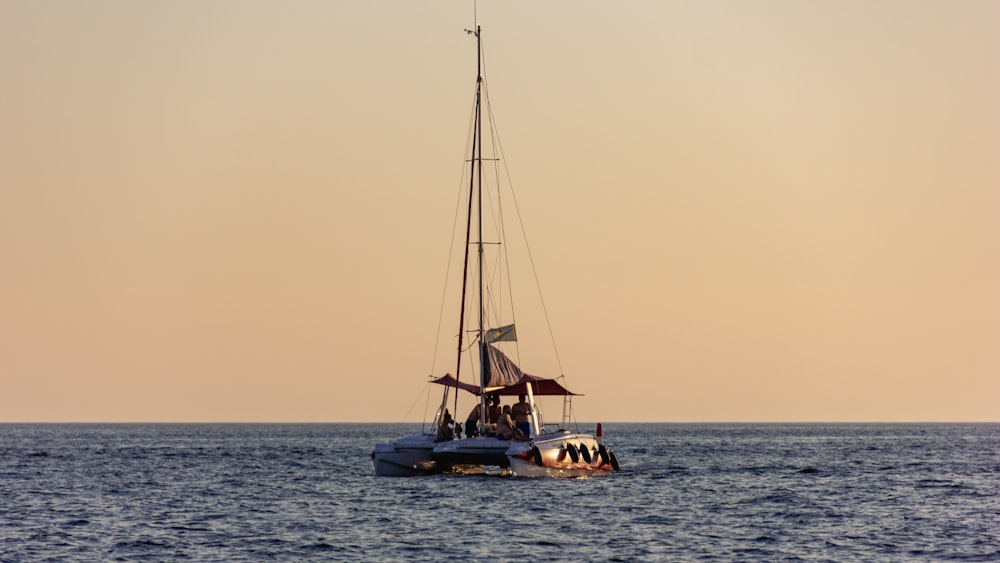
[565,443,580,463]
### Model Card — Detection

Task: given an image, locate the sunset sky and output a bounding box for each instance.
[2,1,997,423]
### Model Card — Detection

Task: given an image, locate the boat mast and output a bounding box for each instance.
[473,24,489,433]
[437,25,483,433]
[455,24,488,434]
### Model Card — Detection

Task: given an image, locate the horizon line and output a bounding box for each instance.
[1,420,997,425]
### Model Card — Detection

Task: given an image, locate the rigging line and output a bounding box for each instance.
[418,392,433,428]
[458,333,481,353]
[459,24,487,422]
[456,40,482,422]
[427,87,480,383]
[479,43,506,335]
[477,43,518,361]
[467,178,509,346]
[485,89,566,378]
[459,284,481,385]
[425,86,478,431]
[481,65,522,364]
[478,174,508,334]
[480,39,515,352]
[470,192,507,340]
[397,380,429,429]
[478,248,506,348]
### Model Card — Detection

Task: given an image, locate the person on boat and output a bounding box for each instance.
[487,395,501,425]
[495,405,528,441]
[436,410,455,442]
[511,394,531,437]
[464,404,481,438]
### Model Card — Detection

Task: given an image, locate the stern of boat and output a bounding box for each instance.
[506,431,620,477]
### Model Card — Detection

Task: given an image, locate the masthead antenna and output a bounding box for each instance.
[464,0,479,36]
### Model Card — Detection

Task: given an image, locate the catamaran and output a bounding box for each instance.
[371,24,620,478]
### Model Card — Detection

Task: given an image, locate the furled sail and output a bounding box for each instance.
[480,343,523,389]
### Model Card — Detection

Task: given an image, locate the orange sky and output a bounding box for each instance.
[1,1,997,422]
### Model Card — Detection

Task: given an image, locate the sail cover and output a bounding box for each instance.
[481,343,524,389]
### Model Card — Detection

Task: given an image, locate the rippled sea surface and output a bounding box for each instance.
[1,423,997,562]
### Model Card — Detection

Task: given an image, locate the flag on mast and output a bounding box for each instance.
[485,324,517,343]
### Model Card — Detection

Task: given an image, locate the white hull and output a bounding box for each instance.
[371,434,519,476]
[373,430,621,477]
[371,434,439,476]
[433,436,513,468]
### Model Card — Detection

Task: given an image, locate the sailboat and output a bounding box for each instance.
[370,25,620,478]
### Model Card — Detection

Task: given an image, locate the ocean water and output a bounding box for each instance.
[1,423,997,562]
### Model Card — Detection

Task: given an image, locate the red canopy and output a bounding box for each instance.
[430,373,578,396]
[429,373,480,395]
[493,374,578,396]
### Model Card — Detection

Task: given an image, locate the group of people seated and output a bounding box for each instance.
[436,394,533,442]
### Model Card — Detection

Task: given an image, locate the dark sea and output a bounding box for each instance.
[1,423,997,562]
